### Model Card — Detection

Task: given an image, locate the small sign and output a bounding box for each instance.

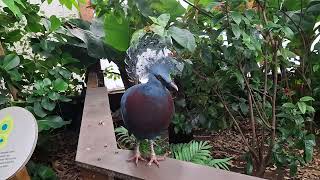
[0,107,38,180]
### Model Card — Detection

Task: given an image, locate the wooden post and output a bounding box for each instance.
[9,168,31,180]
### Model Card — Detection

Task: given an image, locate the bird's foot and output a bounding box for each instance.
[127,151,146,166]
[147,154,166,167]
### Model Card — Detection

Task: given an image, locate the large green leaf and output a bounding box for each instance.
[104,12,130,51]
[38,116,70,132]
[41,97,56,111]
[53,78,68,92]
[230,11,242,25]
[297,101,307,114]
[231,23,241,39]
[135,0,185,19]
[304,134,316,163]
[168,26,196,52]
[49,15,61,31]
[300,96,315,101]
[149,13,170,27]
[282,0,310,10]
[2,0,23,18]
[34,102,47,118]
[2,54,20,71]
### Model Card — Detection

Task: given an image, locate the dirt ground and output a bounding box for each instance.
[31,125,320,180]
[193,126,320,180]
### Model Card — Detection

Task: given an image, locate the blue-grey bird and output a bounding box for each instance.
[120,34,183,166]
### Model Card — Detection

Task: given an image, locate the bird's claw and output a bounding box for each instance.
[147,154,166,167]
[127,152,146,166]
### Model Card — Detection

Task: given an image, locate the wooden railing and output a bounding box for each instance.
[75,71,264,180]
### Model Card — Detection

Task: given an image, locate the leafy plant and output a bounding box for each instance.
[27,161,57,180]
[114,126,136,149]
[170,140,232,170]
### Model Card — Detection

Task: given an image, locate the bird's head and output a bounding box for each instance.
[149,63,178,91]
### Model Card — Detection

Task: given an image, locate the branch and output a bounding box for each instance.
[240,67,271,129]
[214,88,259,161]
[248,91,257,146]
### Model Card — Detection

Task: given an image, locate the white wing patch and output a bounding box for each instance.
[135,48,172,83]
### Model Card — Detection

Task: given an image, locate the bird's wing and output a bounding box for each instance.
[125,34,184,83]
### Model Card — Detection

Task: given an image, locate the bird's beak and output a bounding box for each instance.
[170,81,178,91]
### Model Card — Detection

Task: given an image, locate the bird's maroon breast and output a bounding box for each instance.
[123,87,174,139]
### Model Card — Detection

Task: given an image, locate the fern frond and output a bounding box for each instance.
[170,141,212,164]
[114,126,136,149]
[170,140,232,170]
[206,157,233,170]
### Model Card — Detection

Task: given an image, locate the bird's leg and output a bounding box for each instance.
[147,140,166,167]
[127,141,146,166]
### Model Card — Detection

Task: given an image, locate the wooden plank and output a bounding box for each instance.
[78,148,264,180]
[76,87,118,161]
[76,75,264,180]
[81,169,114,180]
[87,72,99,88]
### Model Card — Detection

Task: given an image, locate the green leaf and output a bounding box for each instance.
[59,96,72,102]
[283,0,309,11]
[230,11,242,25]
[282,27,294,39]
[49,15,61,31]
[2,54,20,71]
[297,102,307,114]
[135,0,185,20]
[48,92,60,101]
[231,24,241,39]
[41,97,56,111]
[38,164,57,179]
[282,102,295,108]
[150,13,170,27]
[2,0,23,18]
[38,116,70,132]
[306,106,315,113]
[53,78,68,92]
[313,64,320,72]
[150,24,165,37]
[168,26,196,52]
[240,102,248,114]
[43,78,52,86]
[304,134,316,163]
[104,12,130,51]
[58,68,72,79]
[289,161,298,177]
[34,102,47,118]
[300,96,315,102]
[130,29,146,45]
[61,53,79,65]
